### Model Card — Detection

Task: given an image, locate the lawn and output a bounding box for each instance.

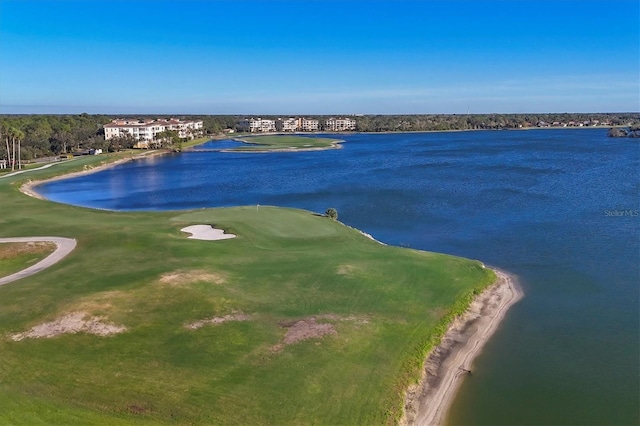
[0,242,56,278]
[231,135,342,151]
[0,152,494,424]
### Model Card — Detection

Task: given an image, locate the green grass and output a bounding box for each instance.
[0,243,56,278]
[231,135,342,151]
[0,151,495,424]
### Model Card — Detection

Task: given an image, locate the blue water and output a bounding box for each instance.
[40,129,639,425]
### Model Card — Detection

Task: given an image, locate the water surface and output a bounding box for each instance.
[40,129,639,425]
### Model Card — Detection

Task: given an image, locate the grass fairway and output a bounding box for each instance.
[231,134,342,151]
[0,153,494,424]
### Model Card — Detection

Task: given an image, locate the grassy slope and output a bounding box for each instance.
[0,243,56,277]
[0,153,494,424]
[232,135,341,151]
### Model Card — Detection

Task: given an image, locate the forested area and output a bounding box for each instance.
[1,113,638,166]
[0,115,238,163]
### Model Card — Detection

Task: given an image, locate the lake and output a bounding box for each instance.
[39,129,639,425]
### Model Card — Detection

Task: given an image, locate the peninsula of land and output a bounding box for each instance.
[3,149,521,425]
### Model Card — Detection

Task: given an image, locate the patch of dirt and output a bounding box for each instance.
[271,317,337,352]
[10,311,126,341]
[126,404,149,415]
[283,318,336,344]
[271,314,370,352]
[159,270,226,286]
[0,241,56,259]
[336,264,357,275]
[315,314,369,324]
[186,312,252,330]
[72,290,128,313]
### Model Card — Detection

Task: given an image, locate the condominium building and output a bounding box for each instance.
[237,116,355,133]
[298,118,319,132]
[324,117,356,132]
[104,118,203,142]
[236,118,276,133]
[275,118,298,132]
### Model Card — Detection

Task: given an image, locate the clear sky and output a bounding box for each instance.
[0,0,638,114]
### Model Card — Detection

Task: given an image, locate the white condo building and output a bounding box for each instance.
[298,118,319,132]
[236,118,277,133]
[104,118,204,144]
[275,118,298,132]
[324,117,356,132]
[237,117,354,133]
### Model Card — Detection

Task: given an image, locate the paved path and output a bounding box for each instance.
[0,162,67,179]
[0,237,77,286]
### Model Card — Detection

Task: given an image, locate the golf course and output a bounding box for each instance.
[229,134,343,152]
[0,151,496,424]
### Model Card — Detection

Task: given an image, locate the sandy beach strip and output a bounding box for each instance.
[402,269,523,426]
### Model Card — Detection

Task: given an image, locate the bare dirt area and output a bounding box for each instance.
[270,318,336,352]
[0,241,56,259]
[185,312,252,330]
[269,314,368,352]
[10,311,126,341]
[159,270,227,286]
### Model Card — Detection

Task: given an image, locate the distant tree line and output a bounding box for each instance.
[1,113,638,164]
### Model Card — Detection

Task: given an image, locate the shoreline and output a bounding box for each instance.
[19,150,167,201]
[402,268,523,426]
[16,147,524,426]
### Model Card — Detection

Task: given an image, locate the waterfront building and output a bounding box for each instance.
[324,117,356,132]
[104,118,204,143]
[236,118,277,133]
[276,118,299,132]
[298,118,319,132]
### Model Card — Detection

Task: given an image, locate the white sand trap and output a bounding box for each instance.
[11,311,126,341]
[181,225,236,241]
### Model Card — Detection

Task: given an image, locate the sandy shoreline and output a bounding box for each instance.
[402,268,523,426]
[19,150,166,201]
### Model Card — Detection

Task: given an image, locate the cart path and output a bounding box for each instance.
[0,237,77,286]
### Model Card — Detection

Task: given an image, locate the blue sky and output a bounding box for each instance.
[0,0,638,114]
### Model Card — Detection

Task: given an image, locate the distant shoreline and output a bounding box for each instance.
[217,125,616,139]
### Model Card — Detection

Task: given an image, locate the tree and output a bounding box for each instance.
[15,128,25,169]
[608,127,628,138]
[153,130,181,149]
[325,208,338,220]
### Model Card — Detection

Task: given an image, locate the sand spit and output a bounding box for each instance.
[10,311,126,341]
[181,225,236,241]
[402,269,523,426]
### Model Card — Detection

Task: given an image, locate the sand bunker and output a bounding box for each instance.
[10,311,126,341]
[181,225,236,241]
[186,313,251,330]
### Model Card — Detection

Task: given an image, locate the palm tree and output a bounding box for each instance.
[15,128,25,169]
[8,127,17,171]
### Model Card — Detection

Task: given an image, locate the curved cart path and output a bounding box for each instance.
[0,237,77,286]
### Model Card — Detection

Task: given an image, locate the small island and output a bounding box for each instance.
[228,134,343,152]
